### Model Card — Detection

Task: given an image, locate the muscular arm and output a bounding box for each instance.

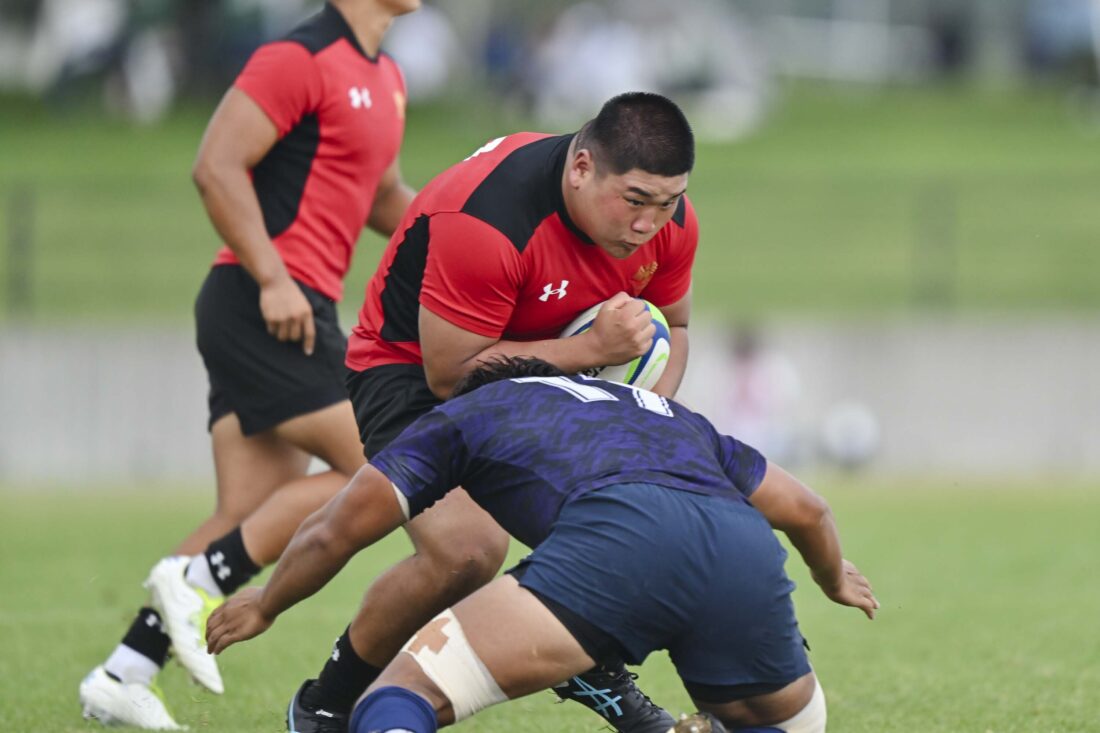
[748,462,879,619]
[192,88,317,352]
[205,464,407,653]
[651,290,690,398]
[367,157,416,237]
[419,292,656,399]
[192,88,283,284]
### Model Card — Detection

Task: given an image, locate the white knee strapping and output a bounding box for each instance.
[774,676,827,733]
[400,608,507,721]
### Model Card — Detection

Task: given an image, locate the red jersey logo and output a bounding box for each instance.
[633,262,659,290]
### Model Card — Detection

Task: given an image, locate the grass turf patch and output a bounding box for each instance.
[1,478,1097,731]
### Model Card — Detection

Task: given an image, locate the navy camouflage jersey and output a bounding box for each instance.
[370,376,767,549]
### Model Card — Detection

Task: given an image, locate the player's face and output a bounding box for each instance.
[571,160,688,259]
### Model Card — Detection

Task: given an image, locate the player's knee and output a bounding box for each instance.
[420,527,508,593]
[351,684,442,733]
[398,608,507,722]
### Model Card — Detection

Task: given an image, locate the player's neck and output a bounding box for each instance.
[330,0,395,58]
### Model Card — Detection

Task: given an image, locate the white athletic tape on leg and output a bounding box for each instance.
[400,608,507,721]
[775,676,826,733]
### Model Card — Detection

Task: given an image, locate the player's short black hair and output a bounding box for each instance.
[575,92,695,177]
[451,356,566,398]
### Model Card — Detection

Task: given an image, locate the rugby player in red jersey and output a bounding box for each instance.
[280,92,700,733]
[80,2,417,728]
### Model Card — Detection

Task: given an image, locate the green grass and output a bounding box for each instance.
[2,479,1098,731]
[2,84,1099,323]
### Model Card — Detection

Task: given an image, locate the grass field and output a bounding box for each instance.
[2,84,1100,323]
[2,479,1098,732]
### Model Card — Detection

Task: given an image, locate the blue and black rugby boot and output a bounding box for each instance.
[286,679,348,733]
[554,661,676,733]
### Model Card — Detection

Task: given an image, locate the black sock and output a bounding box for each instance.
[308,628,384,714]
[120,607,170,667]
[205,526,261,595]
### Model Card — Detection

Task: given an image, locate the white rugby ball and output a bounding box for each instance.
[560,299,671,391]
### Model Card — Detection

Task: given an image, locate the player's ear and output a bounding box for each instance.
[568,148,595,188]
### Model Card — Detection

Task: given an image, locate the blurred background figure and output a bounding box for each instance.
[717,326,805,467]
[527,0,772,140]
[384,2,463,101]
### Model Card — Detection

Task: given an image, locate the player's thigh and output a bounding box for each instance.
[383,575,595,723]
[405,488,509,570]
[210,412,311,520]
[451,576,595,696]
[272,399,365,476]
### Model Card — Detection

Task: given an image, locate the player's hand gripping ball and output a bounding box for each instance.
[560,299,671,390]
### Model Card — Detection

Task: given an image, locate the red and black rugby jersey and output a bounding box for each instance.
[346,132,698,371]
[212,3,406,301]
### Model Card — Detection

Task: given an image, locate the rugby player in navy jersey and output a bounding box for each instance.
[80,2,416,728]
[207,357,879,733]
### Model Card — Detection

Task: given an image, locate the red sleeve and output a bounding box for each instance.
[233,42,322,136]
[641,196,698,307]
[420,212,525,338]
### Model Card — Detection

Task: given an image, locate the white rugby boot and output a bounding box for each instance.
[145,556,225,694]
[79,665,185,730]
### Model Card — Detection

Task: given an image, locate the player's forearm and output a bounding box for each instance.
[427,335,605,398]
[193,162,287,286]
[784,507,845,595]
[255,511,357,621]
[651,326,687,398]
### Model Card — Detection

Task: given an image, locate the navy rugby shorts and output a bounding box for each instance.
[195,264,350,435]
[515,482,811,695]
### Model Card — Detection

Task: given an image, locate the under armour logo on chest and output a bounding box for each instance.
[348,87,372,109]
[539,280,569,301]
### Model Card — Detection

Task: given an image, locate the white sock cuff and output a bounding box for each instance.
[184,553,223,597]
[104,644,161,686]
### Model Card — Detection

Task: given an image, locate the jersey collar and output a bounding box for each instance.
[323,2,380,62]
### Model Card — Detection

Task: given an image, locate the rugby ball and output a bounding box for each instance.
[560,299,671,391]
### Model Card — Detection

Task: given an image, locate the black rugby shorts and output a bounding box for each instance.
[346,363,442,458]
[195,264,350,435]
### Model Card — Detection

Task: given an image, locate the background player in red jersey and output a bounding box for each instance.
[282,93,699,733]
[79,2,418,729]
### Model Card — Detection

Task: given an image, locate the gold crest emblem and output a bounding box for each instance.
[633,262,659,288]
